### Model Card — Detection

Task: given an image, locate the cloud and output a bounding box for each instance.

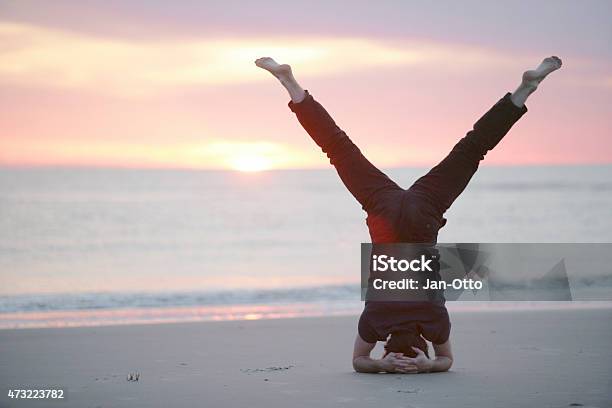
[0,22,529,97]
[0,135,315,170]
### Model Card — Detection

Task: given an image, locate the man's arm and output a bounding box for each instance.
[352,334,380,373]
[352,334,417,373]
[430,340,454,372]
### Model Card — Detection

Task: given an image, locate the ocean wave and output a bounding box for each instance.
[0,284,360,313]
[2,277,612,314]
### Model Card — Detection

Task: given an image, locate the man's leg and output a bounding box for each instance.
[255,57,403,214]
[408,56,563,218]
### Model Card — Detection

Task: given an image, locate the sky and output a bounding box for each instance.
[1,0,611,171]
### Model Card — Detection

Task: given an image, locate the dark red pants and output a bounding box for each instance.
[289,91,527,243]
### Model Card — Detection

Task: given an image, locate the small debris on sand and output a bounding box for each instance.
[241,365,294,374]
[396,388,420,394]
[126,372,140,382]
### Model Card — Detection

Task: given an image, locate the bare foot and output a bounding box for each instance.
[255,57,292,80]
[522,56,563,88]
[255,57,306,103]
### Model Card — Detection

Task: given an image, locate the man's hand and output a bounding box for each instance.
[403,347,435,373]
[379,352,418,374]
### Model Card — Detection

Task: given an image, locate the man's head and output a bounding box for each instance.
[384,329,429,358]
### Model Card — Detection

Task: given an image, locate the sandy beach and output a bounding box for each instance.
[1,307,611,408]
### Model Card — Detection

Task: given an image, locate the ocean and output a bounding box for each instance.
[1,165,611,328]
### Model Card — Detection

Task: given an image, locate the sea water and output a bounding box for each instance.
[1,165,611,328]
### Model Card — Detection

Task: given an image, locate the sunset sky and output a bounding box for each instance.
[1,1,611,171]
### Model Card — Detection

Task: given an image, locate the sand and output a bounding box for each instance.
[1,307,611,408]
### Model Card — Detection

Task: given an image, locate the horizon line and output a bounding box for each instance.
[0,162,611,172]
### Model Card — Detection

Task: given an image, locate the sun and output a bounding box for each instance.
[229,154,272,172]
[195,141,288,172]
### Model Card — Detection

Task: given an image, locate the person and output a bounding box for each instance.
[255,55,562,373]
